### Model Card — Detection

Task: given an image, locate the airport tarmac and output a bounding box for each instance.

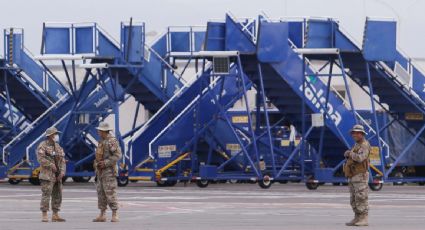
[0,181,424,230]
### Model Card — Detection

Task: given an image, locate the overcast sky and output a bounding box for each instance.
[1,0,424,58]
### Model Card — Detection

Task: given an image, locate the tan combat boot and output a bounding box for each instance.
[41,211,49,222]
[345,213,359,226]
[111,210,119,222]
[354,213,368,226]
[52,211,66,222]
[92,210,107,222]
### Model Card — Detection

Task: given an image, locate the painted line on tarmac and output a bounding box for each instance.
[0,194,40,198]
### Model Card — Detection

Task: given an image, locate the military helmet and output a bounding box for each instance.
[350,124,367,135]
[45,127,61,137]
[96,121,113,131]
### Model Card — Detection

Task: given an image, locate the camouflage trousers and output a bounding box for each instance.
[40,179,62,212]
[348,173,369,215]
[96,172,118,210]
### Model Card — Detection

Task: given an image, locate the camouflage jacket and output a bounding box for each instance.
[36,139,66,182]
[344,139,371,180]
[94,134,122,176]
[348,139,370,163]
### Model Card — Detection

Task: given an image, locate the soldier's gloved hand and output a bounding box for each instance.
[57,173,64,182]
[344,150,351,158]
[98,161,106,169]
[51,164,58,173]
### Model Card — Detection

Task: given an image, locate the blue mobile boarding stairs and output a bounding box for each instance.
[0,28,68,182]
[38,21,199,187]
[303,17,425,185]
[1,24,127,184]
[123,15,373,189]
[220,14,391,190]
[116,24,263,188]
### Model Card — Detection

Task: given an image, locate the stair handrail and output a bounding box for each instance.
[124,63,212,164]
[148,72,222,159]
[396,47,425,79]
[144,44,186,85]
[2,93,69,165]
[227,12,257,43]
[96,24,120,48]
[338,22,425,109]
[376,61,425,107]
[24,111,72,162]
[166,25,207,55]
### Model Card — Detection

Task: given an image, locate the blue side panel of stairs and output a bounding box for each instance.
[227,17,358,166]
[150,69,252,170]
[128,68,213,171]
[86,25,182,113]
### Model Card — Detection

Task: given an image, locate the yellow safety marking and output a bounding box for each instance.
[8,175,30,179]
[232,116,248,123]
[218,151,244,168]
[218,151,230,160]
[32,167,41,177]
[226,143,241,151]
[155,152,191,178]
[138,157,154,167]
[7,161,28,174]
[370,164,384,176]
[281,140,290,147]
[128,176,151,181]
[405,112,424,121]
[136,168,154,172]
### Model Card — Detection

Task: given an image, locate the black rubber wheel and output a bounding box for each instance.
[80,176,91,183]
[393,172,405,186]
[369,182,383,191]
[306,177,320,190]
[29,177,41,186]
[166,180,178,187]
[156,180,168,187]
[72,176,91,183]
[8,178,21,185]
[306,182,319,190]
[117,176,129,187]
[258,175,272,189]
[196,180,209,188]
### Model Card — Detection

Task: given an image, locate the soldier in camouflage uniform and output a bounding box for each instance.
[93,122,122,222]
[343,124,370,226]
[36,127,66,222]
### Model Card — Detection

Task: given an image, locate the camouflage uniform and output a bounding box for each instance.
[94,134,122,211]
[345,140,370,217]
[37,139,66,212]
